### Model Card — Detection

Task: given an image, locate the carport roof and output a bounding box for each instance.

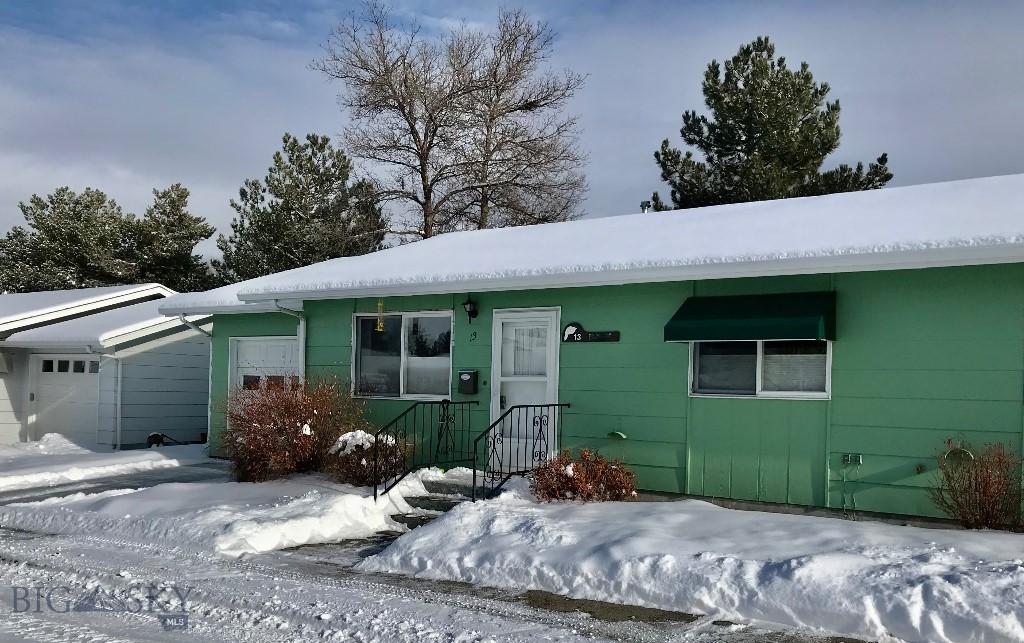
[2,298,208,349]
[0,284,175,336]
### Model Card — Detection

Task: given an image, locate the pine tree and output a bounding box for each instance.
[135,184,216,292]
[652,37,892,211]
[0,185,215,294]
[0,187,139,292]
[213,133,386,283]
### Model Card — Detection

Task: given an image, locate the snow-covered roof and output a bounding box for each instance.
[157,279,303,316]
[3,297,208,349]
[164,173,1024,313]
[0,284,176,336]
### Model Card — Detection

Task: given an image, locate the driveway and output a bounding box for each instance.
[0,460,231,506]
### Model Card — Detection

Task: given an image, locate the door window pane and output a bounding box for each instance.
[88,360,100,373]
[405,316,451,395]
[242,374,261,390]
[73,360,85,373]
[42,360,53,373]
[57,360,70,373]
[762,340,827,392]
[501,323,547,377]
[355,316,401,396]
[694,342,756,394]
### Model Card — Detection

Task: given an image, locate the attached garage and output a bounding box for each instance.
[0,286,211,450]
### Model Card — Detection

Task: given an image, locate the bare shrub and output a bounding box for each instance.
[929,438,1022,530]
[224,377,370,482]
[531,449,637,502]
[323,430,407,487]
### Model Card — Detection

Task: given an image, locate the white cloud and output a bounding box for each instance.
[0,21,342,255]
[1,0,1022,261]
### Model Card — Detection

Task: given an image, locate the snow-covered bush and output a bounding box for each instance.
[929,439,1021,529]
[531,449,637,502]
[224,377,371,482]
[324,430,406,486]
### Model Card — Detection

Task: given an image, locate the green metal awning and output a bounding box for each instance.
[664,291,836,342]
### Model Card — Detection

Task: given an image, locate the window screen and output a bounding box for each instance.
[761,340,827,392]
[404,316,451,395]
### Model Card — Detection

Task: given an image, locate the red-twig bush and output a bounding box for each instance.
[224,377,370,482]
[531,449,637,502]
[929,438,1022,530]
[323,430,407,486]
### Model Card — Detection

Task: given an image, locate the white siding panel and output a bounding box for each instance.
[116,331,210,448]
[0,350,28,443]
[97,356,118,448]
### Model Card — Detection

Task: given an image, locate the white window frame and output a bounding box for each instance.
[351,310,454,401]
[688,339,832,400]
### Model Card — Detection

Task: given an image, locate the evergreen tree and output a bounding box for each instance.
[652,37,892,211]
[213,133,386,283]
[0,185,215,294]
[0,187,138,292]
[135,183,217,292]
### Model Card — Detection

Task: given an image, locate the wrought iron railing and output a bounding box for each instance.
[472,403,570,500]
[372,400,478,500]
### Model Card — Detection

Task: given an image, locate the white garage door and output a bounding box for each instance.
[231,337,300,391]
[34,356,101,447]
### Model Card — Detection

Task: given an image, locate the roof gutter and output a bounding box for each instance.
[273,301,306,380]
[178,314,212,338]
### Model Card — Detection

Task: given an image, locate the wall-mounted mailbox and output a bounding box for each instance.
[457,369,479,395]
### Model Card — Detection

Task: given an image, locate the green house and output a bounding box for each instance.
[162,173,1024,518]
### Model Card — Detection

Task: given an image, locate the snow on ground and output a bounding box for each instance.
[0,526,617,643]
[0,434,209,492]
[0,470,429,557]
[360,488,1024,643]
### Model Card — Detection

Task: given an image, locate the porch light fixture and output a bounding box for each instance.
[462,297,479,323]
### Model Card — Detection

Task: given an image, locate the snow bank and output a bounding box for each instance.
[360,492,1024,643]
[0,435,209,492]
[0,473,429,558]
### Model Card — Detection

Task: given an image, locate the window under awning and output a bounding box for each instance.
[664,291,836,342]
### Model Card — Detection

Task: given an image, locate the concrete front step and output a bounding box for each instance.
[405,495,463,512]
[391,494,467,530]
[420,478,482,498]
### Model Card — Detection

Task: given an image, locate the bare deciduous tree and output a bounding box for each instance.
[314,3,586,241]
[453,9,587,230]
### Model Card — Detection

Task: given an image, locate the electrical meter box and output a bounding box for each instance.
[457,369,479,395]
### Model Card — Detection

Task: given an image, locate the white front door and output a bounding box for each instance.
[230,337,300,391]
[489,309,560,472]
[32,355,101,447]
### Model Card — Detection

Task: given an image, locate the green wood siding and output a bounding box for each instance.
[206,263,1024,518]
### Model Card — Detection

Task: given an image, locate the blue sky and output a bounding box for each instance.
[1,1,1022,255]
